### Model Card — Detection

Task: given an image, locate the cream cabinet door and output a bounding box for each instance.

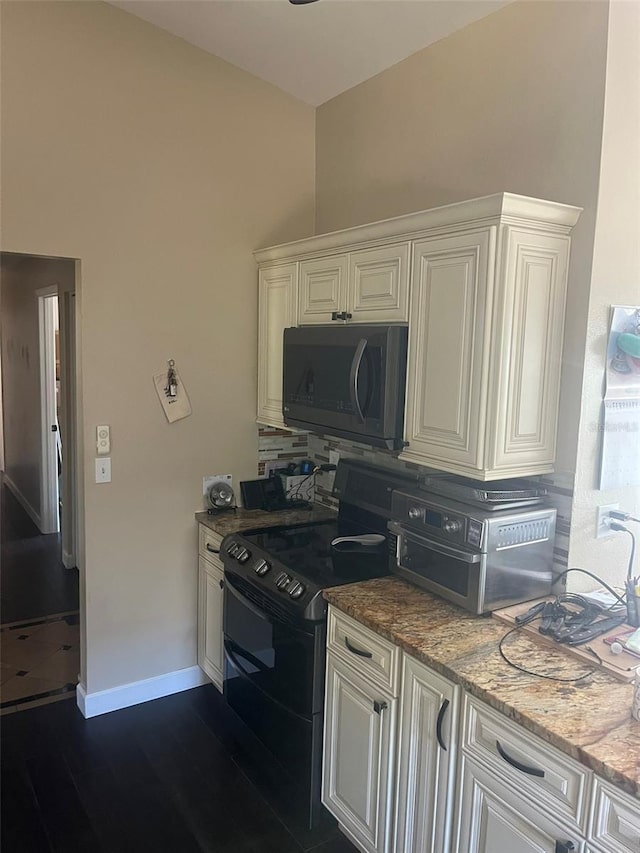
[298,256,348,324]
[401,228,495,473]
[486,228,571,476]
[257,263,297,428]
[455,757,585,853]
[197,556,224,691]
[347,243,410,323]
[394,656,459,853]
[322,653,397,853]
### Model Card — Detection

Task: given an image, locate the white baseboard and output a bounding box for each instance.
[3,473,43,531]
[76,665,209,719]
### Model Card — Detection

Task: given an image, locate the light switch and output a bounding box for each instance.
[95,457,111,483]
[96,425,110,455]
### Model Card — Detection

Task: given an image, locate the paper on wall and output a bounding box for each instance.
[153,367,192,423]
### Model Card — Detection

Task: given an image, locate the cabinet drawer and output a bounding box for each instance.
[589,778,640,853]
[461,694,591,832]
[198,525,224,564]
[455,754,586,853]
[327,607,400,696]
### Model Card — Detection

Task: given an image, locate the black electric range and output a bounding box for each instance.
[220,459,418,829]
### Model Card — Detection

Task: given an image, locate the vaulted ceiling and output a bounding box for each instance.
[110,1,511,106]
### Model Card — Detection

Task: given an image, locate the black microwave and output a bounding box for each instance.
[282,324,408,449]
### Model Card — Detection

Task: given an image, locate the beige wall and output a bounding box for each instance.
[316,0,608,484]
[1,1,315,693]
[569,0,640,589]
[0,254,75,524]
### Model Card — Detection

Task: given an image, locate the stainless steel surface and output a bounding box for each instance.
[389,488,557,614]
[420,475,547,509]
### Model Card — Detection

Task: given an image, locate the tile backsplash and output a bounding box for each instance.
[256,426,574,573]
[257,427,309,476]
[307,432,425,510]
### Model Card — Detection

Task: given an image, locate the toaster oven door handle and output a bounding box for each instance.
[349,338,367,423]
[388,522,481,564]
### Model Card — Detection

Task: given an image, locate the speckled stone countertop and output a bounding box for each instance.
[324,577,640,800]
[195,504,336,536]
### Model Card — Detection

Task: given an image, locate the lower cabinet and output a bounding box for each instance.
[322,606,639,853]
[197,556,224,690]
[323,609,457,853]
[394,656,459,853]
[197,526,225,691]
[455,756,585,853]
[322,652,398,853]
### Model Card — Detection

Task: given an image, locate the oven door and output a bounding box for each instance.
[223,569,326,782]
[389,521,486,614]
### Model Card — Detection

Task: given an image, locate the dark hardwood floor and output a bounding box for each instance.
[1,683,358,853]
[1,483,79,624]
[0,485,357,851]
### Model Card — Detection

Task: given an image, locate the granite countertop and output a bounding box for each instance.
[195,503,336,536]
[324,577,640,800]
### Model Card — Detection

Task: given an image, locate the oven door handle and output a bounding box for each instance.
[349,338,367,423]
[223,641,312,724]
[388,521,481,564]
[225,574,272,623]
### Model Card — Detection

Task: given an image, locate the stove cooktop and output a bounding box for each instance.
[221,518,391,621]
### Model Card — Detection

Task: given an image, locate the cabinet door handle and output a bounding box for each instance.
[206,544,220,554]
[344,636,373,658]
[436,698,450,751]
[219,578,224,590]
[373,700,387,715]
[554,841,576,853]
[496,740,545,778]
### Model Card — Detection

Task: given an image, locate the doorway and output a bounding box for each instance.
[0,252,81,714]
[37,286,60,535]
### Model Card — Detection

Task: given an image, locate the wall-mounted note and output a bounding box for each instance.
[153,366,192,423]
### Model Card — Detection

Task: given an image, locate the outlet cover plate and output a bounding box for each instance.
[596,503,619,538]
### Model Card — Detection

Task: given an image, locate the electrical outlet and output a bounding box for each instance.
[329,450,340,467]
[596,503,619,538]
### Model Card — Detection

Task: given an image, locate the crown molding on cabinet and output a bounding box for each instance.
[254,192,583,265]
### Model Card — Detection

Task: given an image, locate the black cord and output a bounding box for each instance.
[497,565,629,682]
[553,567,626,606]
[498,620,596,682]
[286,471,315,505]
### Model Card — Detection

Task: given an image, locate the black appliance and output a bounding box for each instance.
[220,460,418,829]
[282,324,408,449]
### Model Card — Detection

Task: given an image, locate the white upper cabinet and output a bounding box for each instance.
[400,200,579,480]
[297,243,410,325]
[255,194,581,477]
[347,243,411,323]
[257,262,297,429]
[403,229,494,473]
[298,255,348,324]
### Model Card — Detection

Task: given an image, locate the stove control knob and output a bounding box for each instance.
[226,542,240,558]
[288,581,305,600]
[443,518,462,535]
[237,548,251,564]
[275,572,291,590]
[408,506,423,520]
[254,559,271,576]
